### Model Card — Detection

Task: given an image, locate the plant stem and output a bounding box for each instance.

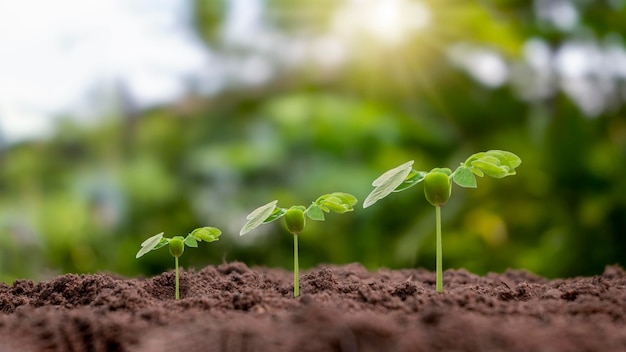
[436,205,443,294]
[175,256,180,300]
[293,234,299,297]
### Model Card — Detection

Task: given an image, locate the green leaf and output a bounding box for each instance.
[190,226,222,242]
[472,168,484,177]
[486,150,521,169]
[321,196,347,212]
[136,232,165,259]
[329,192,358,207]
[240,200,281,236]
[364,160,414,208]
[464,150,521,178]
[393,170,426,192]
[184,235,198,248]
[453,166,477,188]
[306,204,325,221]
[264,207,287,224]
[472,157,510,178]
[315,192,358,214]
[153,239,169,251]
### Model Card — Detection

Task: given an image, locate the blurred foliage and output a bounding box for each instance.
[193,0,225,44]
[1,0,626,282]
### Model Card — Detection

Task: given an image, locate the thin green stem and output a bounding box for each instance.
[293,234,299,298]
[175,256,180,300]
[436,205,443,294]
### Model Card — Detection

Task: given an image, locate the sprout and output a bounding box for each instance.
[284,207,306,234]
[364,150,521,293]
[136,227,222,300]
[240,192,358,297]
[423,168,452,206]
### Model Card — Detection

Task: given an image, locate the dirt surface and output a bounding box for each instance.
[1,262,625,352]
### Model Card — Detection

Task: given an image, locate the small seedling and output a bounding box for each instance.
[240,192,358,297]
[136,227,222,300]
[363,150,521,293]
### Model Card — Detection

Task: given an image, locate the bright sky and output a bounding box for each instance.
[0,0,211,144]
[0,0,426,145]
[0,0,621,144]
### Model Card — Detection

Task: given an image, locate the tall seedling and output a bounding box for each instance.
[363,150,521,293]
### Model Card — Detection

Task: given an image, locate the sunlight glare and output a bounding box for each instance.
[333,0,431,47]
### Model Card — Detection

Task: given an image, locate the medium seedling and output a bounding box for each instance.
[363,150,521,293]
[240,192,358,297]
[136,227,222,300]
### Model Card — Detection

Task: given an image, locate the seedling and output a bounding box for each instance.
[240,192,358,297]
[363,150,521,293]
[136,227,222,300]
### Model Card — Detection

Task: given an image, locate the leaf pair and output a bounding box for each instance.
[239,192,358,236]
[363,161,427,208]
[453,150,521,188]
[135,227,222,259]
[363,150,521,208]
[307,192,358,221]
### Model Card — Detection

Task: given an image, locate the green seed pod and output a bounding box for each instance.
[424,170,451,206]
[284,207,306,235]
[169,238,185,258]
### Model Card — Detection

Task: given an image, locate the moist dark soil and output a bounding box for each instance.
[1,262,625,352]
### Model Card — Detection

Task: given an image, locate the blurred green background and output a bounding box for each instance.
[1,0,625,282]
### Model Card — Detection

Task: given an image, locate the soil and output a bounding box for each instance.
[1,262,625,352]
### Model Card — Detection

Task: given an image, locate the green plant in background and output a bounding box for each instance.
[136,227,222,300]
[240,192,358,297]
[364,150,521,293]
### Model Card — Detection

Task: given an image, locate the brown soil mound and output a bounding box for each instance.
[1,262,625,351]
